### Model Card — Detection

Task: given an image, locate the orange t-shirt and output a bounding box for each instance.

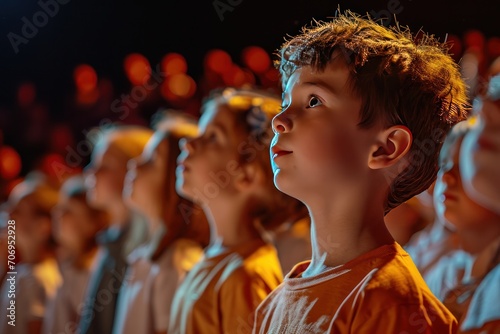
[168,239,282,334]
[254,242,457,334]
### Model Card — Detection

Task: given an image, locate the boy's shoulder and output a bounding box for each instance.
[254,243,457,333]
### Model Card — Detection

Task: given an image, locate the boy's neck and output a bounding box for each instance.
[458,220,500,255]
[204,199,263,251]
[108,201,131,227]
[303,196,394,277]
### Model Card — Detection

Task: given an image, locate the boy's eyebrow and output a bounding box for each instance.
[209,121,228,137]
[301,80,340,96]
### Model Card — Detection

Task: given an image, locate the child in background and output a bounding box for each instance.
[428,122,500,334]
[461,75,500,213]
[0,174,61,334]
[384,196,429,245]
[78,126,153,334]
[254,11,468,333]
[112,112,208,334]
[405,183,460,277]
[454,77,500,333]
[42,175,108,334]
[169,88,306,334]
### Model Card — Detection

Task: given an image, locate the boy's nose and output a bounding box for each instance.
[179,137,194,152]
[441,169,458,187]
[272,112,291,134]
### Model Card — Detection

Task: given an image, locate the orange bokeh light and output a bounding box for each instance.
[124,53,151,85]
[260,68,280,88]
[162,53,188,76]
[242,46,271,74]
[487,37,500,59]
[161,73,196,100]
[73,64,98,93]
[464,30,485,49]
[205,49,232,74]
[222,65,257,87]
[0,146,22,180]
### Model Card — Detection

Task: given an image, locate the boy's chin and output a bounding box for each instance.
[175,183,194,201]
[273,173,299,199]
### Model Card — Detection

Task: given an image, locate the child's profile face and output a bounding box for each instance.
[86,141,128,209]
[9,194,50,254]
[124,132,169,218]
[434,139,499,229]
[176,102,242,204]
[271,61,377,201]
[460,98,500,211]
[52,195,98,252]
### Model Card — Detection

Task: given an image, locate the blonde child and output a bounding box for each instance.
[0,174,61,334]
[112,112,209,334]
[78,126,153,334]
[168,88,305,334]
[253,11,468,333]
[42,175,108,334]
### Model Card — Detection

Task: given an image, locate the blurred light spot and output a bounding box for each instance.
[205,49,232,74]
[162,53,188,76]
[162,73,196,99]
[223,65,251,87]
[487,37,500,59]
[446,34,463,60]
[260,68,280,88]
[0,146,22,180]
[464,30,485,49]
[73,64,98,93]
[124,53,151,85]
[17,82,36,108]
[242,46,271,73]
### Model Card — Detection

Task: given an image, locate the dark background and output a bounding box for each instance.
[1,0,498,114]
[0,0,498,181]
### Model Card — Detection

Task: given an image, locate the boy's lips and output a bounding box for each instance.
[271,145,293,159]
[442,192,458,201]
[176,158,190,171]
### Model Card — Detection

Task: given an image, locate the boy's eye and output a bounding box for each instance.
[307,96,323,108]
[205,131,217,142]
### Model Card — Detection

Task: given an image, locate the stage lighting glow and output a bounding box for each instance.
[124,53,151,85]
[162,53,188,76]
[73,64,98,93]
[0,146,22,180]
[242,46,271,74]
[205,49,232,74]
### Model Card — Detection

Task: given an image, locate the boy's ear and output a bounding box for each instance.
[368,125,412,170]
[234,162,265,191]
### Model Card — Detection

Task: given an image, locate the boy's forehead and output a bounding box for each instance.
[283,58,353,97]
[199,102,233,130]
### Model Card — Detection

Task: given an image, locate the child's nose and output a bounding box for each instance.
[442,169,458,187]
[179,137,194,152]
[127,158,137,171]
[272,112,291,134]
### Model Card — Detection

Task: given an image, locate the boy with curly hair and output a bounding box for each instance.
[254,11,469,333]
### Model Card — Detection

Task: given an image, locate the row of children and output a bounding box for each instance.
[1,10,500,334]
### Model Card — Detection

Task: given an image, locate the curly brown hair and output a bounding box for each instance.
[277,11,470,213]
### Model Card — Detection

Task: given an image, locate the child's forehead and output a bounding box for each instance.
[282,58,353,97]
[199,102,236,129]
